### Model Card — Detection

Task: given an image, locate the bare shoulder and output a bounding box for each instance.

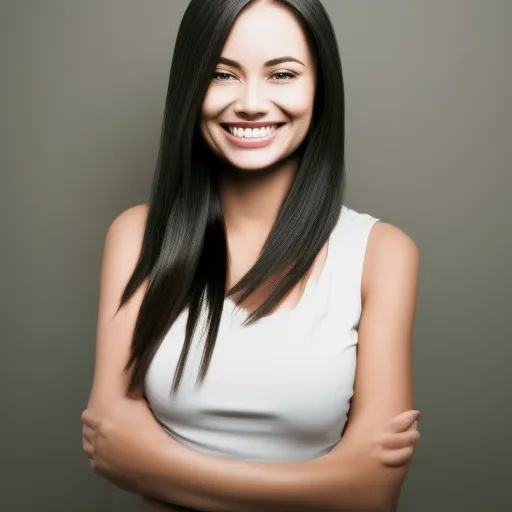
[98,203,150,322]
[341,220,419,509]
[106,203,149,247]
[89,203,150,404]
[341,221,419,440]
[362,221,419,302]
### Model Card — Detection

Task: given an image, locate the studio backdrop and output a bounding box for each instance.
[2,0,510,511]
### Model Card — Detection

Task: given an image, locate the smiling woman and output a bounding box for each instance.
[82,1,420,511]
[200,12,316,169]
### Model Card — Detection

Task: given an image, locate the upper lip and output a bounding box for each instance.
[221,122,285,128]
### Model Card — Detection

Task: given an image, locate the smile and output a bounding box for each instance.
[220,123,285,148]
[225,124,280,139]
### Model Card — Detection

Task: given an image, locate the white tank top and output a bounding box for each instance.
[145,205,380,462]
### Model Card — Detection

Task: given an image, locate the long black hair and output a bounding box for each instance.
[123,0,346,395]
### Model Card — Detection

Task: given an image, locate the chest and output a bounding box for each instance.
[145,297,359,432]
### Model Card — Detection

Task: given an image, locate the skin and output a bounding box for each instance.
[200,0,316,172]
[82,1,421,511]
[200,0,320,308]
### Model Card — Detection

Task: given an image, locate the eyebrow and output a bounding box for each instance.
[218,56,306,68]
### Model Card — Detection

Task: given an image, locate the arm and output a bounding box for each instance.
[137,222,420,512]
[84,204,203,511]
[86,204,149,412]
[84,219,419,511]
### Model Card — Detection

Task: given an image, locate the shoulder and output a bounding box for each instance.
[366,221,419,264]
[362,221,419,303]
[341,220,418,468]
[103,203,150,262]
[107,203,149,243]
[91,204,150,403]
[100,203,150,295]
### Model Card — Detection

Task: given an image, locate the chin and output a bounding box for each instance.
[214,140,297,173]
[223,153,287,172]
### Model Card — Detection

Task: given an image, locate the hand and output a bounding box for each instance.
[81,398,167,492]
[374,410,421,467]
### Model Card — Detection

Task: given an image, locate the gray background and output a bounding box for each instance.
[1,0,510,511]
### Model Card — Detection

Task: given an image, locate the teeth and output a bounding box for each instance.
[227,125,279,139]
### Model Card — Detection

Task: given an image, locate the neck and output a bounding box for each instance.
[217,154,299,239]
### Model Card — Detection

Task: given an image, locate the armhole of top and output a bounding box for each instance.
[325,207,380,326]
[357,216,381,316]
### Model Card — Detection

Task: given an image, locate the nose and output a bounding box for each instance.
[233,79,267,117]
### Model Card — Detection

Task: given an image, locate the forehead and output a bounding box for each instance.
[220,1,312,65]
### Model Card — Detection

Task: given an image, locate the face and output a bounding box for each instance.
[200,0,317,171]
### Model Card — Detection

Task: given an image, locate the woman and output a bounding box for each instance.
[82,0,421,510]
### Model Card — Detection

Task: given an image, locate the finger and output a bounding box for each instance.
[390,410,420,433]
[382,446,415,467]
[82,425,95,443]
[382,429,420,450]
[82,436,94,458]
[81,409,99,428]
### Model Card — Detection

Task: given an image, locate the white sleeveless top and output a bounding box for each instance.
[145,205,380,462]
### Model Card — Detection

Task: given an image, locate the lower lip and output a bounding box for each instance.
[222,125,283,149]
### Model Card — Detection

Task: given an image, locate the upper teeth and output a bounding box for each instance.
[228,125,279,138]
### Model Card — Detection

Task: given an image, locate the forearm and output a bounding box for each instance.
[139,432,403,512]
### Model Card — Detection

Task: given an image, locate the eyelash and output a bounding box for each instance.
[212,71,297,82]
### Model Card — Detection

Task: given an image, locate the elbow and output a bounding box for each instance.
[325,483,399,512]
[372,498,399,512]
[360,491,398,512]
[348,493,396,512]
[348,464,409,512]
[362,468,409,512]
[375,501,399,512]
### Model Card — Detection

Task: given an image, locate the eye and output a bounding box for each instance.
[213,72,236,82]
[270,71,297,82]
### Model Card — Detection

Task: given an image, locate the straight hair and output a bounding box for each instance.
[123,0,346,395]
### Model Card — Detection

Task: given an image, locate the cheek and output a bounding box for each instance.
[200,87,230,153]
[202,85,235,119]
[274,81,315,123]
